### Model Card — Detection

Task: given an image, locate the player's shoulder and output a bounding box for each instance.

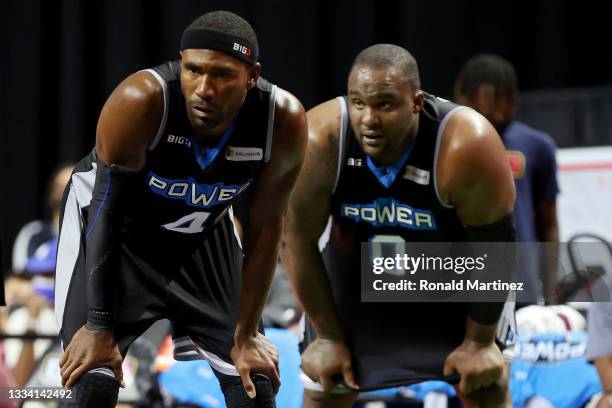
[307,98,342,126]
[299,98,342,188]
[439,106,510,181]
[266,86,307,164]
[273,86,305,119]
[104,69,164,115]
[96,69,166,165]
[146,60,181,82]
[444,106,499,150]
[306,98,343,146]
[271,86,307,144]
[305,98,343,168]
[99,69,165,132]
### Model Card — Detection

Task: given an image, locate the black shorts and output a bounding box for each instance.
[55,162,255,375]
[300,300,515,391]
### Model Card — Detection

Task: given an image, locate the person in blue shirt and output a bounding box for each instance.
[454,54,560,305]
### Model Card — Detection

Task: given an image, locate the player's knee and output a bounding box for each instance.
[58,372,119,408]
[302,389,357,408]
[218,374,276,407]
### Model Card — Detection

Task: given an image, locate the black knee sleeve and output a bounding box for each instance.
[217,374,276,408]
[58,372,119,408]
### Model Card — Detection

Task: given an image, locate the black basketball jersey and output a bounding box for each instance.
[109,60,276,242]
[329,92,469,245]
[320,93,474,387]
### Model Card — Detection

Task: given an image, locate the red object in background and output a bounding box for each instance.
[507,151,526,179]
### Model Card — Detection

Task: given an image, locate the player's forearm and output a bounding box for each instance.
[234,219,282,341]
[84,164,128,329]
[85,220,117,328]
[281,238,345,341]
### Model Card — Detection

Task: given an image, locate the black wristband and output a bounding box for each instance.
[465,214,516,324]
[85,319,113,332]
[465,214,516,243]
[86,309,113,331]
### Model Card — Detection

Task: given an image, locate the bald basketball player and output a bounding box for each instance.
[282,44,516,407]
[55,11,306,408]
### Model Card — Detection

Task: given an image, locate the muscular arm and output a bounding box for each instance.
[280,99,346,341]
[59,71,163,387]
[234,88,307,341]
[438,108,516,343]
[96,71,163,168]
[86,71,163,328]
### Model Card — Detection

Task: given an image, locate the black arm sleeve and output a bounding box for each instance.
[465,214,517,325]
[84,163,130,330]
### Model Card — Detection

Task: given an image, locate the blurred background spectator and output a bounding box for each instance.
[11,165,73,275]
[454,55,560,306]
[4,238,58,388]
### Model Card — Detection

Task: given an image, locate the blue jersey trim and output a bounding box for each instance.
[86,166,111,238]
[366,142,415,188]
[192,119,237,170]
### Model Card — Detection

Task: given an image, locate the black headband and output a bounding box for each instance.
[180,28,258,65]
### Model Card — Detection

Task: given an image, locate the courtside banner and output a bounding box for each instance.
[360,242,612,303]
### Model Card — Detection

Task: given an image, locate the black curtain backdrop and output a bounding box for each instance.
[2,0,612,270]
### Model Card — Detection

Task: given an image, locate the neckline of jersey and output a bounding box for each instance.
[192,119,238,170]
[365,141,415,189]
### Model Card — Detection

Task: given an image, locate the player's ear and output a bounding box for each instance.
[247,63,261,90]
[413,90,425,113]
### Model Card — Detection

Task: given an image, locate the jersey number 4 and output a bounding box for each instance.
[162,212,210,234]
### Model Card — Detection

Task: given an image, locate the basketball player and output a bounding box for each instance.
[282,44,516,407]
[55,11,306,408]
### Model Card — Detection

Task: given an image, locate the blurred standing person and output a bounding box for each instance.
[4,239,58,387]
[11,164,73,274]
[454,54,560,305]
